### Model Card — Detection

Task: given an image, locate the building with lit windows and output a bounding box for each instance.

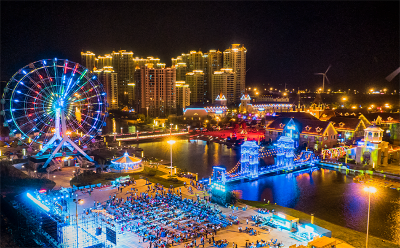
[239,93,293,115]
[211,68,235,104]
[111,50,135,107]
[223,44,247,102]
[183,92,228,118]
[93,66,118,110]
[81,51,96,72]
[174,63,187,81]
[134,65,176,117]
[207,50,223,100]
[186,70,204,104]
[265,117,337,151]
[95,54,113,70]
[175,81,190,114]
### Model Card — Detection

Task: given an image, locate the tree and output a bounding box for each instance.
[137,114,145,121]
[98,159,106,173]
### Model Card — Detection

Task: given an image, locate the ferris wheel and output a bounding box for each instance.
[1,58,107,167]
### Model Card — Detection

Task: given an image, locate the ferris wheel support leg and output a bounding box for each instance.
[64,137,94,162]
[42,138,66,168]
[39,135,59,154]
[42,136,94,168]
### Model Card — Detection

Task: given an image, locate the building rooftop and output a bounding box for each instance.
[273,112,319,120]
[266,117,331,135]
[328,117,363,130]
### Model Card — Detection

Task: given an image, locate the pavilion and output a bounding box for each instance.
[110,152,142,172]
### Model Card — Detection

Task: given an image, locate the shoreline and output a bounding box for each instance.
[239,199,400,248]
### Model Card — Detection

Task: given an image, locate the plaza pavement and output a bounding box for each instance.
[67,176,307,248]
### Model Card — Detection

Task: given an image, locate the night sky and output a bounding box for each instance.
[1,1,399,91]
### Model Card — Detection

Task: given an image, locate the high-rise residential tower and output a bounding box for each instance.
[175,81,190,114]
[112,50,135,107]
[81,51,96,72]
[207,50,223,101]
[212,68,235,104]
[93,66,118,110]
[95,54,113,70]
[223,44,247,102]
[134,65,176,117]
[185,70,204,104]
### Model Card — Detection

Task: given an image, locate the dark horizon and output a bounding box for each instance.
[1,1,399,92]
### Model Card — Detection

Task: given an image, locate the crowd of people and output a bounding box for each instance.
[89,182,235,247]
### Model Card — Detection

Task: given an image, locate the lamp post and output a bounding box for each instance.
[74,198,84,248]
[146,106,149,119]
[364,186,376,248]
[342,97,347,108]
[120,127,123,134]
[170,123,173,135]
[167,140,175,177]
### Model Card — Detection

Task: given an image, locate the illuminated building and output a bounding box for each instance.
[95,54,113,70]
[81,51,96,72]
[112,50,135,107]
[175,81,190,114]
[328,117,368,144]
[186,70,204,104]
[223,44,247,102]
[207,50,223,100]
[93,66,118,110]
[239,93,292,114]
[134,65,176,117]
[187,50,204,72]
[265,117,337,151]
[349,126,400,167]
[211,68,235,104]
[174,63,187,81]
[240,93,252,113]
[215,92,227,106]
[173,50,218,102]
[364,113,400,145]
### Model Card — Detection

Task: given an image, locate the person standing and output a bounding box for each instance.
[246,218,249,225]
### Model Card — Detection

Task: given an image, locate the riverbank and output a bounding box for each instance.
[240,199,400,248]
[318,161,400,189]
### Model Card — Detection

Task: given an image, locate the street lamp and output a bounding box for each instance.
[170,123,173,135]
[167,140,175,177]
[73,198,84,248]
[363,186,376,248]
[120,127,123,134]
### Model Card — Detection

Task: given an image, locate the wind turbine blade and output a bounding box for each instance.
[325,75,331,84]
[325,64,332,74]
[314,73,324,75]
[386,67,400,82]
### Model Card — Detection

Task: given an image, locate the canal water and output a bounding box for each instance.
[138,139,400,244]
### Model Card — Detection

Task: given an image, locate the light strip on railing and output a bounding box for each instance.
[27,193,50,212]
[116,132,188,141]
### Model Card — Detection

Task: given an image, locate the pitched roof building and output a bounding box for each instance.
[265,117,337,151]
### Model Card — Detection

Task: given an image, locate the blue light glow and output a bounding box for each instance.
[22,70,27,75]
[27,193,50,212]
[92,76,97,80]
[17,91,21,93]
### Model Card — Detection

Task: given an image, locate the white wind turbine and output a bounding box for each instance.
[386,67,400,82]
[314,65,331,93]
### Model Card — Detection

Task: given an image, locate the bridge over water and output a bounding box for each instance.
[209,136,318,204]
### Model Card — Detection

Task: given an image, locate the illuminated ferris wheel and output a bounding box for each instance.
[1,58,107,167]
